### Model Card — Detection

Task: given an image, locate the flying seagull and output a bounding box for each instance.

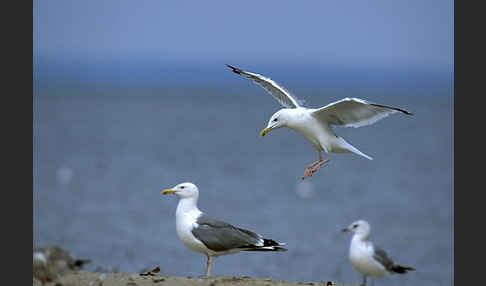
[342,220,415,286]
[161,182,287,278]
[226,64,413,179]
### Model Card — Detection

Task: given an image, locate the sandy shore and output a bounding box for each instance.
[33,247,348,286]
[33,271,347,286]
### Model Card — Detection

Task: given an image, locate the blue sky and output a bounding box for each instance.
[34,0,453,88]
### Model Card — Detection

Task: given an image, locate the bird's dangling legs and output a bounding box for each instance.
[361,274,367,286]
[301,152,330,179]
[205,255,213,278]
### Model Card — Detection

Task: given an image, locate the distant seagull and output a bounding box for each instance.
[342,220,415,286]
[33,246,90,283]
[161,182,287,277]
[226,64,412,179]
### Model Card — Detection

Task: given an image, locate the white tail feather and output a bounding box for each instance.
[337,137,373,160]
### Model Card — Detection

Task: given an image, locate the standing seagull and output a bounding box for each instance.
[226,64,413,179]
[342,220,415,286]
[161,182,287,277]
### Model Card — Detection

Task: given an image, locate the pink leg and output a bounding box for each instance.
[205,255,212,278]
[301,153,330,180]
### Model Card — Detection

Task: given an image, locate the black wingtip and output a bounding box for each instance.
[263,238,283,247]
[396,108,413,116]
[402,109,414,116]
[369,103,413,116]
[274,246,288,252]
[241,246,288,252]
[392,265,416,274]
[225,64,242,74]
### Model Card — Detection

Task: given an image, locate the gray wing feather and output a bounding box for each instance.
[192,214,262,252]
[311,97,412,128]
[373,246,395,271]
[226,64,301,108]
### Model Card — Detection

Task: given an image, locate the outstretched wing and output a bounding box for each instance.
[311,97,412,128]
[226,64,301,108]
[192,214,264,252]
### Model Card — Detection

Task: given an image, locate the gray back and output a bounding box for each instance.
[372,245,395,271]
[192,214,262,252]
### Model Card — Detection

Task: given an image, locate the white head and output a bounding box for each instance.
[342,220,371,239]
[162,182,199,199]
[260,109,293,137]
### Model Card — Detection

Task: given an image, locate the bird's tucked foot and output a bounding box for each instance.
[301,157,330,180]
[301,161,323,179]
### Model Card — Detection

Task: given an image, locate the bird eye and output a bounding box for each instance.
[180,186,185,189]
[353,224,358,228]
[273,118,278,122]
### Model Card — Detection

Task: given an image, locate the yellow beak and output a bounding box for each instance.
[260,127,272,137]
[161,189,176,195]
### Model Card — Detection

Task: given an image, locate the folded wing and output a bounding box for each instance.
[373,245,415,274]
[372,246,395,271]
[193,214,286,252]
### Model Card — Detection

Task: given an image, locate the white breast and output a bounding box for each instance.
[349,238,387,277]
[175,209,209,255]
[289,112,336,153]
